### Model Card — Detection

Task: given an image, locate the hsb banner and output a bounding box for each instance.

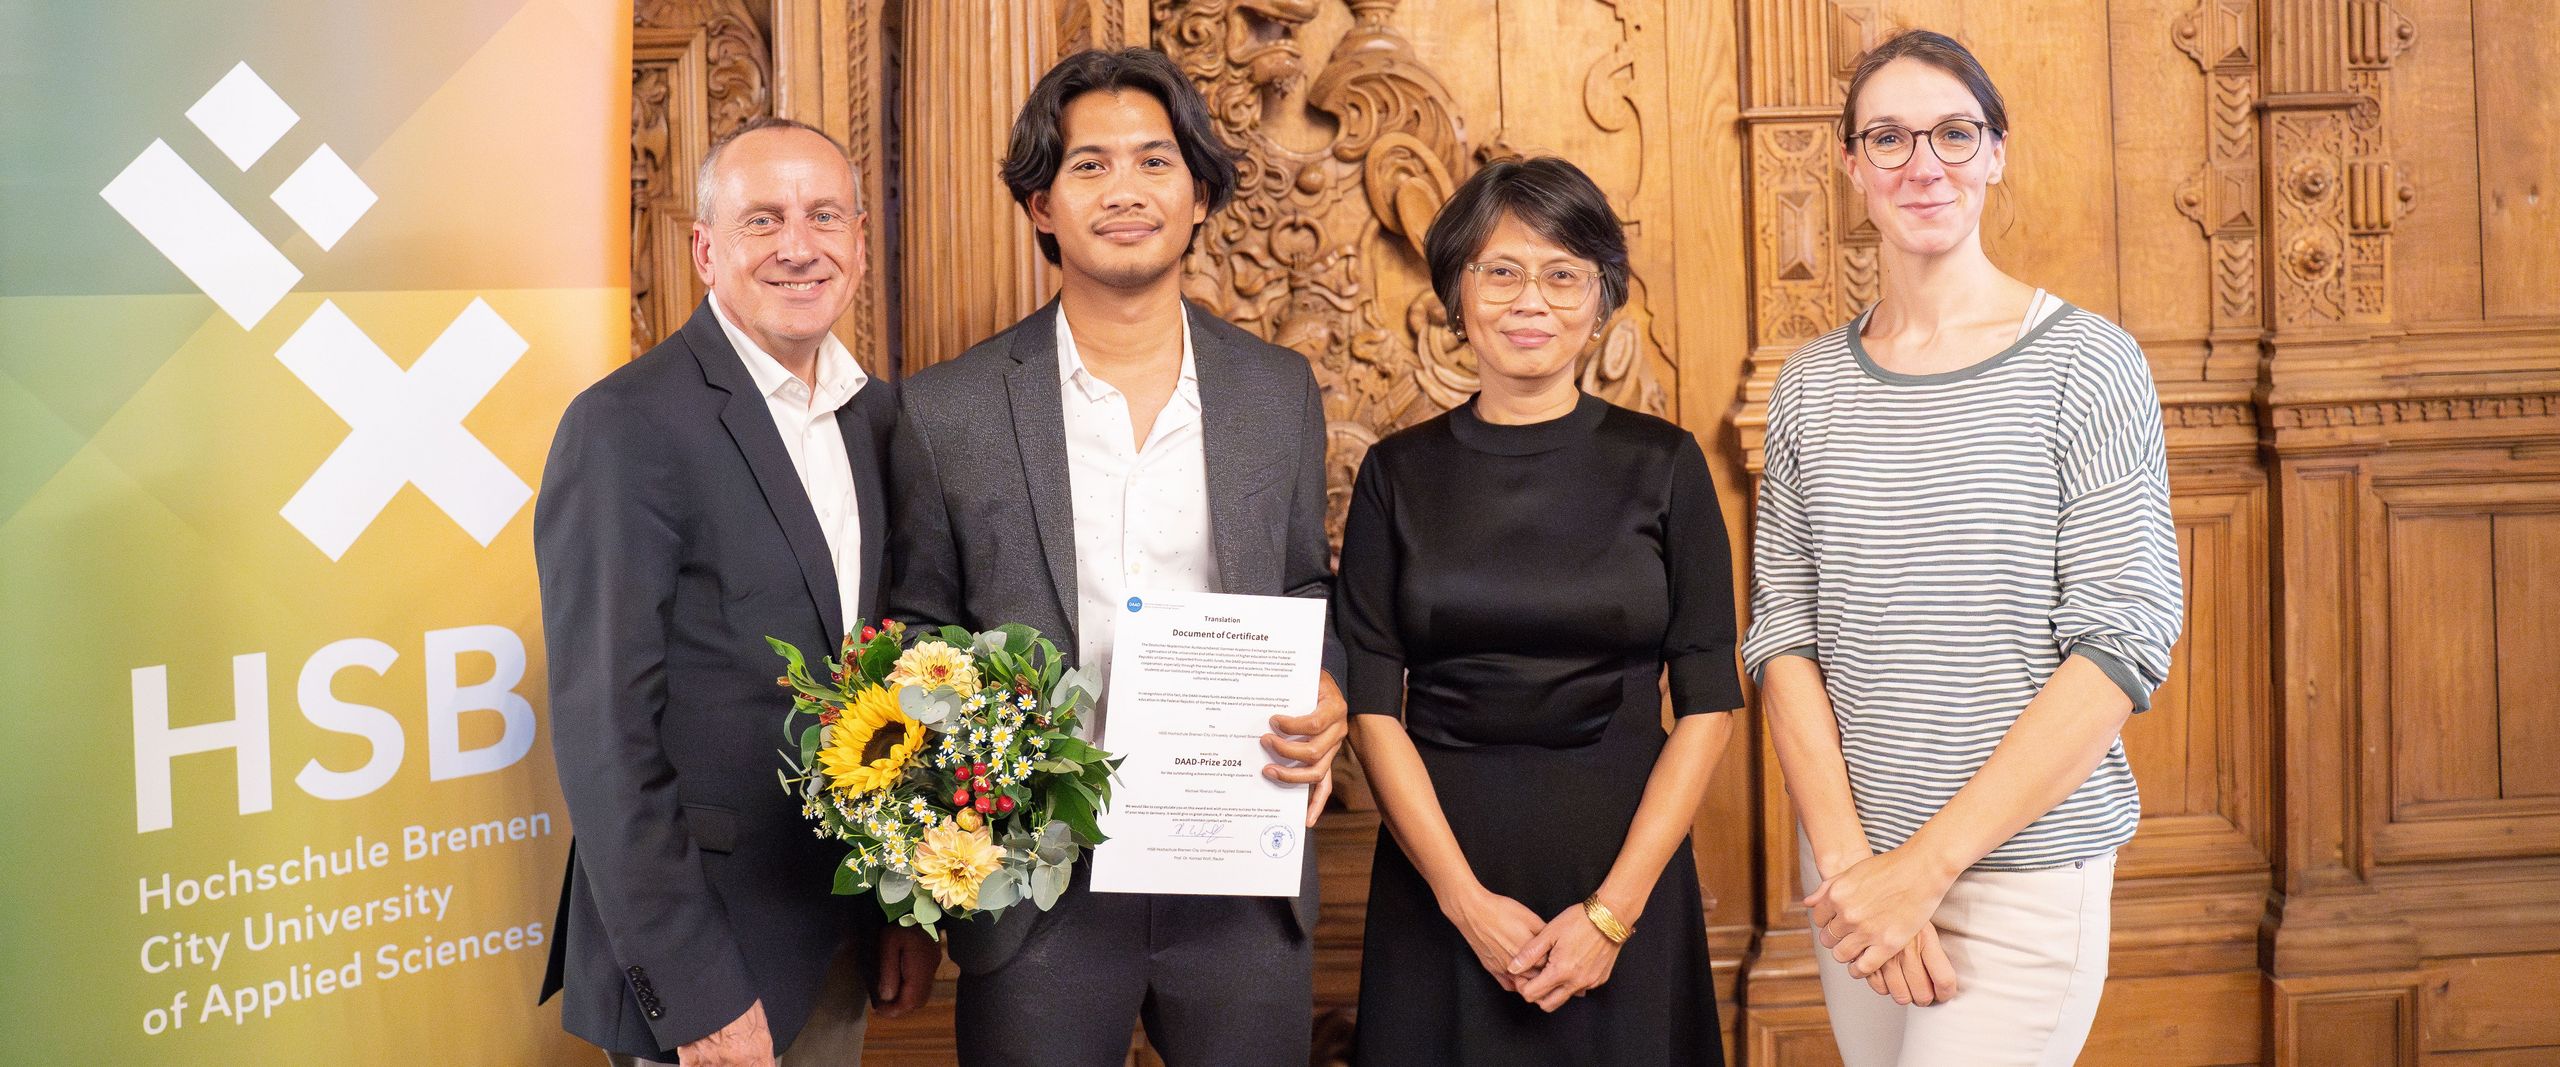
[1,2,625,1061]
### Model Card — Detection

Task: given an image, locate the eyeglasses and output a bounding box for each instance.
[1465,260,1600,309]
[1845,118,2002,170]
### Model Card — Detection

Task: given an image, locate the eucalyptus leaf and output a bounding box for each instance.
[878,871,914,904]
[1031,862,1069,910]
[897,684,952,727]
[910,892,942,926]
[1050,666,1098,709]
[974,868,1023,911]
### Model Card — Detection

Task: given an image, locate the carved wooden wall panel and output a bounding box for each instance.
[1726,2,2559,1065]
[630,0,772,361]
[627,2,2558,1063]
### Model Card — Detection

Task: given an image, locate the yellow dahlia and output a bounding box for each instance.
[912,818,1004,909]
[887,640,981,698]
[816,686,924,799]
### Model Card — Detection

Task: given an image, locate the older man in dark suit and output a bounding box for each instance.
[536,117,937,1067]
[885,49,1349,1067]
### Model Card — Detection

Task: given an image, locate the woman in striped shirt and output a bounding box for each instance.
[1740,30,2183,1067]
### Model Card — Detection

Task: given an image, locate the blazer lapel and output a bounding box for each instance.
[1190,302,1254,593]
[837,383,890,625]
[686,302,845,642]
[1006,300,1082,642]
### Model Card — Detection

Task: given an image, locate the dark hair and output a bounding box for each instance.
[1422,157,1631,326]
[697,116,860,223]
[1839,30,2009,143]
[1001,48,1238,265]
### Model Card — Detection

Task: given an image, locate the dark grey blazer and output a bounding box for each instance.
[885,298,1343,974]
[534,301,894,1058]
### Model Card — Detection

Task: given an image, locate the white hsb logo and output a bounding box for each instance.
[100,62,531,561]
[130,626,539,833]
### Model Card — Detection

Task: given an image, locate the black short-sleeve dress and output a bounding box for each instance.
[1338,392,1743,1066]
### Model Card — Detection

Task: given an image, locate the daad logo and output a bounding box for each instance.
[100,62,529,561]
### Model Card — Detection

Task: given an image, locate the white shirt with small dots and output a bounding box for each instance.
[1056,309,1220,741]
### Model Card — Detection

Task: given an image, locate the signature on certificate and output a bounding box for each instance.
[1170,820,1234,843]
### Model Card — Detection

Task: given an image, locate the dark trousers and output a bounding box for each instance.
[955,872,1312,1067]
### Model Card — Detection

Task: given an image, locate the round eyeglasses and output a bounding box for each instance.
[1465,260,1600,309]
[1845,118,2002,170]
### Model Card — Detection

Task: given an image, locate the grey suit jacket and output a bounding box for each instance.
[885,298,1343,974]
[535,300,893,1057]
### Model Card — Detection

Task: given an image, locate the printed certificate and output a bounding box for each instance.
[1087,590,1323,897]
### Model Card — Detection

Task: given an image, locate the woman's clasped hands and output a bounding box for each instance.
[1806,846,1964,1006]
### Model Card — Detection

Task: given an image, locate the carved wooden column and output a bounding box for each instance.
[1728,4,1887,1062]
[897,0,1063,371]
[629,0,773,360]
[2257,3,2427,1063]
[768,0,901,377]
[2171,0,2264,384]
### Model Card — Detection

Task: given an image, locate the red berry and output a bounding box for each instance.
[973,795,995,814]
[861,626,877,641]
[995,795,1016,814]
[951,787,972,807]
[972,777,991,793]
[971,762,989,779]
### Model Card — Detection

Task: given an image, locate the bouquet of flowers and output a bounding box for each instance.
[768,618,1117,938]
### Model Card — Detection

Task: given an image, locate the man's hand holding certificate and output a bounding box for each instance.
[1091,591,1329,897]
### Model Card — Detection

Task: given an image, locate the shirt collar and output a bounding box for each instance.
[1054,302,1199,405]
[708,291,870,410]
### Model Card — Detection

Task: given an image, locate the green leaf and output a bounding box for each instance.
[910,892,942,927]
[1051,785,1104,844]
[941,625,976,649]
[974,867,1024,911]
[878,870,914,904]
[799,723,824,767]
[1045,736,1109,764]
[1064,774,1100,806]
[1031,863,1069,910]
[997,623,1037,656]
[832,859,866,895]
[858,638,898,685]
[766,636,809,673]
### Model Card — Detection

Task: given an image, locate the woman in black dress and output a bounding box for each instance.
[1339,157,1743,1066]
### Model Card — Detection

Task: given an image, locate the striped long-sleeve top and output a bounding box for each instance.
[1740,301,2183,870]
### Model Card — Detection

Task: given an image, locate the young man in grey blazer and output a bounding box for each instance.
[537,119,938,1067]
[883,49,1349,1067]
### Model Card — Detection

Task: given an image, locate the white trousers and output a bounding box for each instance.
[1801,834,2113,1067]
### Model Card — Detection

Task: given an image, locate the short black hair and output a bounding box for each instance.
[1423,156,1631,324]
[1001,48,1238,265]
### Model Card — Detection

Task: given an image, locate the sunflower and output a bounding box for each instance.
[817,686,925,799]
[912,818,1004,909]
[886,640,982,698]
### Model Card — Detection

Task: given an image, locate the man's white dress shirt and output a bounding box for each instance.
[710,292,869,633]
[1057,308,1219,738]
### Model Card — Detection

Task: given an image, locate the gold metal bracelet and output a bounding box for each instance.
[1582,895,1633,944]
